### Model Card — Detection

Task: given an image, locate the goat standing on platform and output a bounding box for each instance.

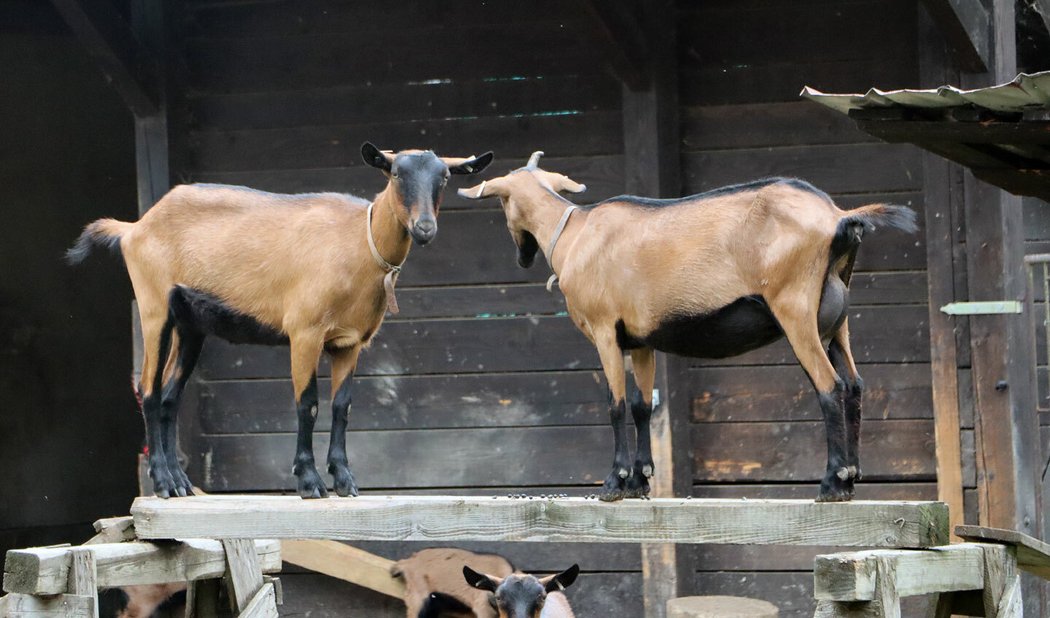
[459,152,916,502]
[67,143,492,499]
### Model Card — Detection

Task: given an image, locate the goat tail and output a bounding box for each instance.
[830,203,917,284]
[66,218,132,265]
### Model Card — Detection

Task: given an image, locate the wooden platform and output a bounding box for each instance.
[131,495,949,548]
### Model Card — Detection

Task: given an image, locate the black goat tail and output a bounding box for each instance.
[830,204,918,285]
[66,218,131,265]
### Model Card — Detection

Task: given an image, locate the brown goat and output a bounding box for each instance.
[460,152,916,502]
[67,143,492,499]
[392,548,515,618]
[463,563,578,618]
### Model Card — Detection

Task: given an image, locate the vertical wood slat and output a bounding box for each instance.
[917,6,966,542]
[68,549,99,618]
[222,539,264,613]
[620,1,686,616]
[186,578,222,618]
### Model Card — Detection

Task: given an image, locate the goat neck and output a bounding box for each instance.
[369,184,412,272]
[514,180,587,274]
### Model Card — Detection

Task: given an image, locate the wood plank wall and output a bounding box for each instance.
[676,1,943,614]
[173,0,638,614]
[1022,195,1050,549]
[168,1,955,616]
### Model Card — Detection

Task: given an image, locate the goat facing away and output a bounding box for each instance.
[67,143,492,499]
[459,152,917,502]
[393,547,515,618]
[463,564,579,618]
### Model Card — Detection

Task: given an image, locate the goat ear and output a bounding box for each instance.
[361,142,393,172]
[458,177,505,200]
[540,564,580,593]
[445,151,494,175]
[463,566,500,592]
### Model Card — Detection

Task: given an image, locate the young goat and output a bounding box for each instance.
[463,564,579,618]
[460,152,917,502]
[68,143,492,499]
[393,547,515,618]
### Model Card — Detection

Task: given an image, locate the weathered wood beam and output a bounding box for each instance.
[852,119,1050,145]
[84,517,135,545]
[0,592,95,617]
[583,0,649,90]
[238,582,278,618]
[814,544,985,601]
[222,539,264,613]
[48,0,159,116]
[131,495,950,548]
[919,0,991,72]
[3,540,281,595]
[1024,0,1050,41]
[957,525,1050,580]
[280,540,405,599]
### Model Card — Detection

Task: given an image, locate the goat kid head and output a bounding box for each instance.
[457,151,586,267]
[361,142,493,246]
[463,564,579,618]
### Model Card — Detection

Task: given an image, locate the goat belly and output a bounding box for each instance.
[627,295,784,359]
[169,286,289,346]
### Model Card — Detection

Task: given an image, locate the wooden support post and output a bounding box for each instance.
[237,582,278,618]
[186,578,222,618]
[918,0,991,72]
[918,4,966,542]
[280,540,405,599]
[614,1,686,615]
[814,544,984,602]
[67,550,98,618]
[221,539,264,613]
[0,592,96,617]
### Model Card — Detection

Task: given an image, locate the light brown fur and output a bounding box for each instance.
[393,548,514,618]
[71,145,492,498]
[461,154,915,502]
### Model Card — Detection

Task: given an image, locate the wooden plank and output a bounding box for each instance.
[187,73,621,131]
[280,540,404,599]
[692,419,936,483]
[682,143,924,196]
[187,111,623,173]
[3,540,281,595]
[681,101,877,151]
[48,0,160,116]
[690,363,933,423]
[186,578,221,618]
[583,0,648,90]
[919,0,990,71]
[237,582,277,618]
[956,525,1050,579]
[222,539,263,612]
[918,9,967,545]
[183,0,590,37]
[195,315,599,380]
[0,592,95,617]
[130,495,949,547]
[195,370,608,434]
[67,550,97,618]
[84,517,134,545]
[980,543,1018,616]
[190,426,610,491]
[184,22,604,92]
[855,119,1050,146]
[813,544,984,601]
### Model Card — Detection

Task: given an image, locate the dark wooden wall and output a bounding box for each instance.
[167,1,944,616]
[0,0,141,558]
[675,1,944,614]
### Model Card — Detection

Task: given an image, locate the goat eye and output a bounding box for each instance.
[391,171,400,179]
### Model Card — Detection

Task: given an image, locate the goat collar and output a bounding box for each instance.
[545,204,577,292]
[366,201,406,314]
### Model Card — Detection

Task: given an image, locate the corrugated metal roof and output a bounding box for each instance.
[801,70,1050,115]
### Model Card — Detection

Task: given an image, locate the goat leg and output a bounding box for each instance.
[625,389,653,498]
[328,348,360,497]
[292,374,328,499]
[599,399,631,502]
[816,380,853,502]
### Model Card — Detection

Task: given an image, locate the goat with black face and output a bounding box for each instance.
[67,142,492,499]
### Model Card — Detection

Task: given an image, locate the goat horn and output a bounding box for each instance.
[526,151,544,168]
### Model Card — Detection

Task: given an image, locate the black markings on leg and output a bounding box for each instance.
[599,399,631,502]
[328,375,358,497]
[145,316,177,498]
[816,379,852,502]
[828,339,864,491]
[625,389,653,499]
[293,375,327,499]
[159,329,204,497]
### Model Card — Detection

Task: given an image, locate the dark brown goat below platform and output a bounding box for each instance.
[460,151,917,503]
[67,143,492,500]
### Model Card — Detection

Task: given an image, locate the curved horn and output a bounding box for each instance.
[526,151,544,169]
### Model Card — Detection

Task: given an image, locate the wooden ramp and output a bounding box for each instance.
[131,495,949,548]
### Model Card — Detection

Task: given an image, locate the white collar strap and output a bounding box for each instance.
[545,204,577,292]
[366,201,406,314]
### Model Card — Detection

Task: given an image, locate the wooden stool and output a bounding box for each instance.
[667,595,778,617]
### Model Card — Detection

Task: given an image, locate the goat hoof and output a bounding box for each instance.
[835,466,851,481]
[625,473,651,499]
[617,467,630,479]
[642,464,654,478]
[329,464,358,497]
[297,469,329,500]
